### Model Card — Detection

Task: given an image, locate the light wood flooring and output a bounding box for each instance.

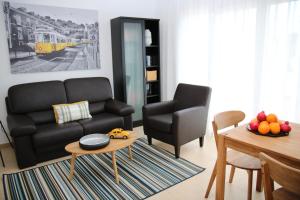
[0,126,265,200]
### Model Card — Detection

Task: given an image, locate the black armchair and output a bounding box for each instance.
[143,83,211,158]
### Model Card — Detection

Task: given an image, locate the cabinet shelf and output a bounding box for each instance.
[146,65,159,69]
[146,80,159,83]
[147,94,159,98]
[146,45,158,48]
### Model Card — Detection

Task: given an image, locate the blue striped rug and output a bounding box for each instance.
[3,138,204,200]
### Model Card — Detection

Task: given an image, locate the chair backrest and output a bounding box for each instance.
[173,83,211,111]
[212,111,245,148]
[259,153,300,199]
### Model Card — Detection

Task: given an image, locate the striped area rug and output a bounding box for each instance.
[3,138,204,200]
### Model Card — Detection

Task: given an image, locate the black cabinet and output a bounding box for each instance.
[111,17,161,126]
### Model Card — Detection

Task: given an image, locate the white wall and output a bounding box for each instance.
[0,0,161,144]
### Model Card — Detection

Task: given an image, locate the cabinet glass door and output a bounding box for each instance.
[123,22,144,121]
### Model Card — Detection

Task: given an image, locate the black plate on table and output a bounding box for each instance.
[247,125,289,137]
[79,134,110,150]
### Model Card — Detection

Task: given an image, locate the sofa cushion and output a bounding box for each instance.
[27,110,55,125]
[53,101,92,124]
[64,77,112,103]
[147,113,173,133]
[78,113,124,135]
[33,122,83,149]
[8,81,67,114]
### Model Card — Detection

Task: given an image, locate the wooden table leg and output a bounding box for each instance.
[128,145,133,160]
[69,153,77,180]
[111,151,119,184]
[216,134,227,200]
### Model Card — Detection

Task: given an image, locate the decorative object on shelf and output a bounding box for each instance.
[247,111,292,137]
[146,56,151,66]
[145,29,152,46]
[79,134,110,150]
[3,1,100,74]
[108,128,129,139]
[147,70,157,81]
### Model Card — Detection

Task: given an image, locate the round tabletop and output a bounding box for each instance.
[65,131,137,155]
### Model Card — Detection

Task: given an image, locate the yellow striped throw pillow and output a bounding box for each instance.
[53,101,92,124]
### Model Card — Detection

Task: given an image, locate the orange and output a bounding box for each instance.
[258,122,270,134]
[260,121,269,126]
[269,122,280,134]
[266,114,278,123]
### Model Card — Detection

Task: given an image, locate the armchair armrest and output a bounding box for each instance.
[173,106,208,143]
[143,101,175,116]
[105,99,134,116]
[7,114,37,137]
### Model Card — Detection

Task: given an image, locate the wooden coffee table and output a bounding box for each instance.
[65,131,137,184]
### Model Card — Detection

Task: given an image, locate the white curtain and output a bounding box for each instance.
[161,0,300,126]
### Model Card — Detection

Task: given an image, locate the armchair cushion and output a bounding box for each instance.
[147,113,173,133]
[7,114,37,137]
[105,99,134,116]
[143,101,175,116]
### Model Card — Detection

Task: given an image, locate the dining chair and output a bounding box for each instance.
[259,152,300,200]
[205,111,262,200]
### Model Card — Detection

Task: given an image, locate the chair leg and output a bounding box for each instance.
[256,170,262,192]
[199,136,204,147]
[229,166,235,183]
[247,170,253,200]
[147,136,152,145]
[205,161,217,198]
[175,146,180,158]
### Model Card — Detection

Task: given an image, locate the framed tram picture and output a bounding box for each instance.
[2,1,100,74]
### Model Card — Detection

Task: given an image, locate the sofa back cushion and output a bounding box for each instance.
[8,81,67,114]
[64,77,113,104]
[89,102,106,115]
[27,110,56,125]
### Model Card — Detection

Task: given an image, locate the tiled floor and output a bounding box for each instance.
[0,126,265,200]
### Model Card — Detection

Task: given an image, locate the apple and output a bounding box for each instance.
[257,111,267,122]
[280,123,291,133]
[250,121,259,131]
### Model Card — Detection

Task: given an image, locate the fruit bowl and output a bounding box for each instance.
[247,111,291,137]
[247,125,289,137]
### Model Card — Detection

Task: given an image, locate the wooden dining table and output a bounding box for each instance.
[215,123,300,200]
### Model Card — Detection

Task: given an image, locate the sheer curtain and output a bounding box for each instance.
[161,0,300,127]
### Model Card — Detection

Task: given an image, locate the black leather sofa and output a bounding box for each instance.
[6,77,134,169]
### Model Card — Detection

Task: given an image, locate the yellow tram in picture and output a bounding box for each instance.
[34,29,78,55]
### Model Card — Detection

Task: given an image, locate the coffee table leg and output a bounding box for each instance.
[128,145,133,160]
[69,153,77,180]
[111,151,119,184]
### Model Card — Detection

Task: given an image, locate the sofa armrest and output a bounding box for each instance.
[105,99,134,116]
[173,106,208,143]
[7,114,37,137]
[143,101,175,116]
